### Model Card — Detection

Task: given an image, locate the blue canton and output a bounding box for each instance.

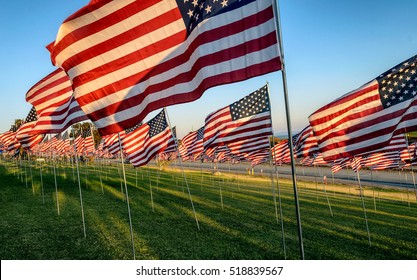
[25,107,38,123]
[377,55,417,109]
[196,126,205,140]
[229,84,270,121]
[176,0,256,35]
[148,110,168,138]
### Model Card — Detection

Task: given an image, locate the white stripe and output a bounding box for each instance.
[55,0,137,43]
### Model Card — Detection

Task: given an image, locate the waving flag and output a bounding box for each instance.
[55,131,71,155]
[309,54,417,161]
[331,158,350,173]
[50,0,281,135]
[3,125,21,152]
[363,151,400,170]
[203,84,272,152]
[271,140,291,165]
[15,107,44,150]
[180,127,205,160]
[25,68,88,134]
[294,125,319,158]
[123,110,173,167]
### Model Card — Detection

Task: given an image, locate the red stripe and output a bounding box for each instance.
[53,0,162,61]
[63,9,184,72]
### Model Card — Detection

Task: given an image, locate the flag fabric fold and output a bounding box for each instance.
[25,68,88,134]
[15,107,44,150]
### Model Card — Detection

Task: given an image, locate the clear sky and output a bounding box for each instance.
[1,0,417,139]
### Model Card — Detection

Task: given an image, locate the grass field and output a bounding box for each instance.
[1,158,417,260]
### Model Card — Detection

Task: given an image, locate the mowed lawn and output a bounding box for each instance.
[1,159,417,260]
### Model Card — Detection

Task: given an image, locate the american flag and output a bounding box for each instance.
[15,107,44,150]
[400,141,416,163]
[161,126,177,154]
[46,134,61,154]
[331,157,350,173]
[351,157,363,173]
[293,125,319,158]
[50,0,281,135]
[25,68,88,134]
[102,132,123,156]
[312,153,327,166]
[363,151,400,170]
[180,127,205,160]
[309,54,417,161]
[83,127,96,155]
[0,131,15,148]
[271,140,291,165]
[73,128,90,155]
[104,123,143,156]
[203,85,272,155]
[300,156,315,166]
[39,135,53,153]
[3,124,21,152]
[123,109,173,167]
[55,131,71,156]
[247,149,269,166]
[227,135,270,161]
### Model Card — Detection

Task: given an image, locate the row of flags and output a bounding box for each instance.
[0,0,282,161]
[1,0,417,175]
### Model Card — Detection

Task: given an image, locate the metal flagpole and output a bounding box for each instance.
[39,158,45,205]
[356,170,371,247]
[52,148,60,215]
[24,155,28,189]
[268,135,287,259]
[404,133,417,200]
[148,161,155,212]
[29,152,35,195]
[117,133,136,260]
[164,108,200,230]
[319,165,333,217]
[73,125,87,238]
[266,82,287,259]
[272,0,304,259]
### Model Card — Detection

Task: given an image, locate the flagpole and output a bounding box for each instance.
[404,133,417,200]
[268,135,287,259]
[117,133,136,260]
[267,83,287,259]
[164,108,200,230]
[52,146,60,216]
[356,170,372,247]
[272,0,304,259]
[73,125,87,238]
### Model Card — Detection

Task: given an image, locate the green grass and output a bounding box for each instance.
[1,159,417,260]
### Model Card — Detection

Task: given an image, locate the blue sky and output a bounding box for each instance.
[1,0,417,138]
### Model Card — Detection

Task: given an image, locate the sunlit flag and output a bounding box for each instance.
[293,125,319,158]
[25,68,88,134]
[309,54,417,161]
[180,127,205,160]
[123,110,173,167]
[50,0,281,135]
[203,85,272,158]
